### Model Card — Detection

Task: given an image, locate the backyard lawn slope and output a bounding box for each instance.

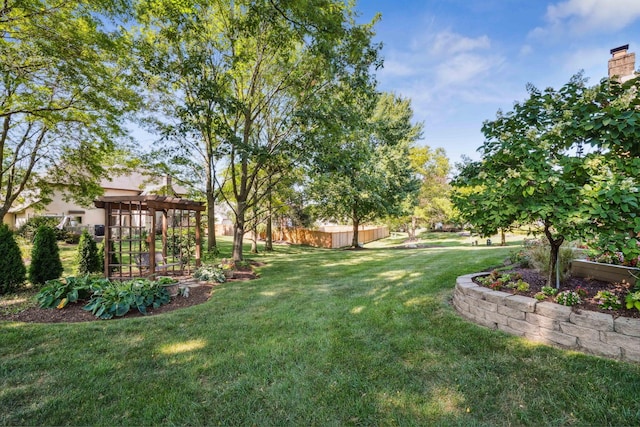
[2,235,640,426]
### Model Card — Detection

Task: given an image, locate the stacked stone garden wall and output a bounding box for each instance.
[453,273,640,362]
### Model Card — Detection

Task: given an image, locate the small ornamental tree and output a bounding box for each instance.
[76,230,101,275]
[28,226,63,286]
[0,223,27,294]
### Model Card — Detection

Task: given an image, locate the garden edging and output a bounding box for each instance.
[453,273,640,362]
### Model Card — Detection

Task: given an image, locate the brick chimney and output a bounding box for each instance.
[608,44,636,82]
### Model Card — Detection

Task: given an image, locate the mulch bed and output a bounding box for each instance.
[0,269,260,324]
[474,267,640,319]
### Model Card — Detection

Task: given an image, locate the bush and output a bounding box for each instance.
[83,279,171,319]
[28,226,64,286]
[166,228,201,264]
[97,241,119,273]
[77,230,101,275]
[526,243,574,283]
[17,216,66,241]
[0,223,27,294]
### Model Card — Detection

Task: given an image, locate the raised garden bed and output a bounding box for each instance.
[571,259,639,286]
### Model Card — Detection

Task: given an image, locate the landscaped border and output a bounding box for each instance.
[453,273,640,362]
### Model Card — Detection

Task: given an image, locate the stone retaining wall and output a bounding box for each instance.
[453,273,640,363]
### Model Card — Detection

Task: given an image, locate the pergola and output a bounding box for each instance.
[94,195,205,279]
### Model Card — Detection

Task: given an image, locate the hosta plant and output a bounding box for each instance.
[83,279,170,320]
[194,266,227,283]
[37,276,97,309]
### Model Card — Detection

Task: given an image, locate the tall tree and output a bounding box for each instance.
[452,74,640,286]
[310,92,421,247]
[0,0,139,219]
[135,0,380,261]
[400,146,451,239]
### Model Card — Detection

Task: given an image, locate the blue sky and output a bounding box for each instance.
[355,0,640,165]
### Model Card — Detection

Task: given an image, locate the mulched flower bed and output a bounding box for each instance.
[474,267,640,319]
[0,268,260,324]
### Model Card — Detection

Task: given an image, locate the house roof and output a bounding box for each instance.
[101,172,188,196]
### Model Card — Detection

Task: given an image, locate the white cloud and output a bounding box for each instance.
[435,53,498,86]
[429,31,491,55]
[532,0,640,36]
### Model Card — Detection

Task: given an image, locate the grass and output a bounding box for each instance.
[2,234,640,425]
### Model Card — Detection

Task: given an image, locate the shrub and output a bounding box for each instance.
[28,226,64,286]
[83,279,171,319]
[527,243,574,283]
[97,241,119,273]
[166,228,201,264]
[36,276,96,309]
[17,216,66,241]
[77,230,101,275]
[194,265,227,283]
[0,223,27,294]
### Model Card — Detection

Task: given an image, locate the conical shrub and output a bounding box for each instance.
[0,223,26,294]
[28,225,63,286]
[77,230,101,275]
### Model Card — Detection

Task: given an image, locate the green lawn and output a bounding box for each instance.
[2,234,640,426]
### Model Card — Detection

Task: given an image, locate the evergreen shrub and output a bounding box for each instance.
[28,226,63,286]
[77,230,101,275]
[0,223,27,294]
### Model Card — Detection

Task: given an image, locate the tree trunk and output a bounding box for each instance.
[544,223,565,288]
[232,201,246,261]
[501,229,506,246]
[206,192,217,253]
[351,216,360,248]
[265,187,273,251]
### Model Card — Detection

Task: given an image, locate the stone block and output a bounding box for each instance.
[535,302,572,321]
[474,317,498,330]
[504,295,536,313]
[507,317,540,335]
[569,311,614,331]
[578,339,621,359]
[614,317,640,338]
[497,304,526,320]
[485,310,509,326]
[453,296,470,314]
[538,328,578,348]
[526,312,559,330]
[468,305,485,319]
[467,285,493,300]
[622,347,640,363]
[455,281,479,296]
[497,323,525,337]
[559,322,601,342]
[602,332,640,353]
[484,290,511,304]
[475,299,497,313]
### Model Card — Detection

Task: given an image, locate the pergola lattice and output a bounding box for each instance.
[94,196,205,279]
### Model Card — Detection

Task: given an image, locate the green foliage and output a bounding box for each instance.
[555,290,582,306]
[28,226,63,286]
[594,290,622,311]
[0,223,27,294]
[83,279,171,320]
[76,230,101,275]
[625,291,640,312]
[541,286,558,297]
[167,228,200,264]
[0,1,140,221]
[509,249,531,268]
[309,93,421,246]
[36,276,97,309]
[194,266,227,283]
[452,74,640,285]
[17,217,66,241]
[527,243,575,284]
[97,241,119,273]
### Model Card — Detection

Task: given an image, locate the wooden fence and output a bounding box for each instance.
[280,225,389,249]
